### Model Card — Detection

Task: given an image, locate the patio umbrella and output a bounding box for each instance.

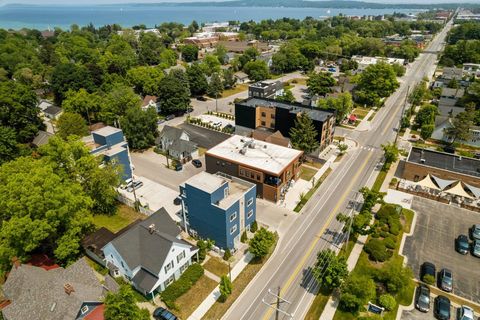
[443,182,474,199]
[430,175,457,190]
[416,174,440,190]
[464,183,480,199]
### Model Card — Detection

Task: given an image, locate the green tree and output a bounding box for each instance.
[243,60,270,82]
[120,106,158,149]
[339,274,376,314]
[307,72,336,96]
[249,227,275,259]
[271,43,309,73]
[201,55,221,76]
[219,275,233,302]
[104,285,150,320]
[187,63,208,96]
[276,88,295,103]
[289,113,319,154]
[99,85,142,125]
[355,62,399,107]
[414,104,437,127]
[181,44,199,62]
[62,89,101,125]
[223,248,232,261]
[378,294,396,311]
[215,44,228,65]
[381,142,399,168]
[408,81,427,106]
[51,63,94,104]
[420,124,434,140]
[127,66,164,96]
[444,103,475,144]
[238,47,259,69]
[318,92,353,123]
[56,112,89,139]
[391,63,406,77]
[0,126,20,165]
[138,32,165,65]
[157,73,191,115]
[222,68,237,89]
[313,249,349,290]
[197,239,214,262]
[207,72,224,98]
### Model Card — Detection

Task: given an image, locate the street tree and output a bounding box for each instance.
[307,72,336,96]
[313,249,349,290]
[56,112,89,139]
[243,60,270,82]
[120,106,158,150]
[104,285,150,320]
[381,142,399,168]
[249,227,276,259]
[157,73,191,115]
[289,113,319,154]
[207,72,224,98]
[219,275,233,302]
[414,104,437,128]
[339,274,376,314]
[186,63,208,96]
[355,62,399,107]
[317,92,354,123]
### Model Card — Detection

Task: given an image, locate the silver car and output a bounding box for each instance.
[471,224,480,240]
[472,240,480,258]
[439,268,453,292]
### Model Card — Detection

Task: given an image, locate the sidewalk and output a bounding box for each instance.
[188,252,254,320]
[355,109,375,132]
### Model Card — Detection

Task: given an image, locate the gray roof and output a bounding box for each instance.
[2,258,106,320]
[238,97,335,123]
[132,268,159,293]
[441,67,463,80]
[408,147,480,178]
[43,105,63,116]
[106,208,189,276]
[157,125,188,144]
[170,139,197,154]
[32,130,53,147]
[438,97,458,108]
[441,87,465,98]
[234,71,249,79]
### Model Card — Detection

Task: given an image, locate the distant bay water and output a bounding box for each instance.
[0,4,425,30]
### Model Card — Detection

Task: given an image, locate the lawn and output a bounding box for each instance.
[294,168,332,212]
[304,160,323,169]
[372,168,388,192]
[300,165,318,181]
[304,286,334,320]
[202,236,278,320]
[221,84,248,98]
[290,77,307,85]
[175,275,218,320]
[93,203,146,233]
[352,107,370,119]
[203,256,229,278]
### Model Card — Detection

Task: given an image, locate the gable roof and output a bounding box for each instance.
[32,130,53,147]
[43,105,63,116]
[106,208,190,276]
[157,125,188,143]
[2,258,107,320]
[169,139,198,154]
[142,95,158,108]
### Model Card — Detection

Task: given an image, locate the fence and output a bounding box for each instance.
[116,193,154,216]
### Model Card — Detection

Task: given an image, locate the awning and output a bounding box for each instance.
[464,183,480,199]
[431,175,457,190]
[443,182,474,199]
[416,174,440,190]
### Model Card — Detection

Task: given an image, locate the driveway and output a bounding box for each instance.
[402,197,480,303]
[131,149,204,191]
[255,199,298,237]
[177,123,230,149]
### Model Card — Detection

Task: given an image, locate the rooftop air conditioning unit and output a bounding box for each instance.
[420,159,426,163]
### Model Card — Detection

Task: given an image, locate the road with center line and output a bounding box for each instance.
[222,19,453,320]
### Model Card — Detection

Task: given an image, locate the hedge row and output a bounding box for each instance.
[161,263,204,308]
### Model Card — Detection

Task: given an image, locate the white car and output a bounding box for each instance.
[120,178,133,190]
[457,305,474,320]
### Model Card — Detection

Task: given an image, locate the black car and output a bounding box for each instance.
[421,262,436,283]
[192,159,202,168]
[173,196,182,206]
[456,234,470,255]
[174,162,183,171]
[196,96,208,101]
[439,268,453,292]
[416,285,431,312]
[434,295,451,320]
[153,307,178,320]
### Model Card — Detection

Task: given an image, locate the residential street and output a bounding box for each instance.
[222,21,453,320]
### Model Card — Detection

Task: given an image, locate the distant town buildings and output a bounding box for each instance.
[456,9,480,21]
[183,32,239,48]
[351,55,406,71]
[180,171,257,249]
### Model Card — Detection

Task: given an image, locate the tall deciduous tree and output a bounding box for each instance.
[157,73,191,115]
[181,44,199,62]
[444,102,475,144]
[207,72,224,98]
[289,113,319,154]
[313,249,349,290]
[219,275,233,302]
[0,126,20,165]
[56,112,89,139]
[222,68,237,89]
[62,89,101,125]
[355,62,399,107]
[127,66,164,96]
[104,285,150,320]
[249,228,275,259]
[276,88,295,103]
[381,142,399,168]
[318,92,353,123]
[186,63,208,96]
[51,62,94,104]
[243,60,269,82]
[99,85,141,125]
[120,106,158,149]
[307,72,336,96]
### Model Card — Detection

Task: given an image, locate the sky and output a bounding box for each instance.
[0,0,475,5]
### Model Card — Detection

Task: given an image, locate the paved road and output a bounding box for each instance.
[222,21,453,320]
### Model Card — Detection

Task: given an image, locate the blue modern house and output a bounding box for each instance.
[88,126,133,181]
[180,172,257,250]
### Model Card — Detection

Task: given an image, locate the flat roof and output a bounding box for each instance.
[238,97,334,122]
[184,171,227,194]
[408,147,480,178]
[93,126,122,137]
[206,135,302,175]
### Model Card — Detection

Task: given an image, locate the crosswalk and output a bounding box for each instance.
[359,145,376,151]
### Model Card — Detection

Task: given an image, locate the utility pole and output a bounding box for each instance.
[262,288,293,319]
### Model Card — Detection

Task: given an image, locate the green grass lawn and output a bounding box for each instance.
[221,84,248,98]
[300,165,318,181]
[203,256,229,278]
[372,168,388,192]
[294,168,332,212]
[352,107,370,119]
[93,204,146,233]
[175,275,218,320]
[304,286,334,320]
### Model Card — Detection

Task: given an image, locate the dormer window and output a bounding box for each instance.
[81,305,89,314]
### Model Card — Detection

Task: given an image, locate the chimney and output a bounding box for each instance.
[148,224,156,234]
[11,257,20,269]
[64,283,75,295]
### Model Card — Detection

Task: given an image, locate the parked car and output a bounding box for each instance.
[415,284,431,312]
[174,162,183,171]
[421,262,436,283]
[153,307,178,320]
[173,197,182,206]
[470,224,480,240]
[456,234,470,255]
[439,268,453,292]
[434,295,451,320]
[120,178,133,190]
[192,159,202,168]
[165,114,175,121]
[471,240,480,258]
[196,96,207,101]
[127,181,143,192]
[457,305,474,320]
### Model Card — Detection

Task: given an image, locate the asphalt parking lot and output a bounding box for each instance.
[402,197,480,303]
[178,123,230,149]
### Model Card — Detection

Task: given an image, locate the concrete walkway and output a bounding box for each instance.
[188,252,254,320]
[204,269,221,283]
[355,109,375,132]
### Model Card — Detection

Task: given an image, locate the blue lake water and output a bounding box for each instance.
[0,4,424,30]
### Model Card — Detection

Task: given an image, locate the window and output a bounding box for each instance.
[224,187,229,198]
[165,275,175,287]
[180,263,188,273]
[164,261,174,273]
[81,305,89,315]
[177,251,186,263]
[230,212,237,222]
[247,198,253,207]
[230,225,237,234]
[247,210,254,219]
[271,114,275,119]
[261,112,266,117]
[240,169,245,175]
[261,121,266,126]
[121,261,124,268]
[256,174,261,181]
[270,122,275,128]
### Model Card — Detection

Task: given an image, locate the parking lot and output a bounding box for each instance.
[178,123,230,149]
[402,197,480,303]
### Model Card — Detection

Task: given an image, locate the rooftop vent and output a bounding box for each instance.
[148,224,156,234]
[64,283,75,295]
[420,159,426,163]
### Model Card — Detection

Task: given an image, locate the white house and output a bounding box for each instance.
[432,117,480,148]
[102,208,198,297]
[141,95,160,112]
[155,125,199,163]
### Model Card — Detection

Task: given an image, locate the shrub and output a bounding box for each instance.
[387,217,402,236]
[241,230,248,243]
[377,259,413,294]
[339,274,376,314]
[219,275,232,302]
[379,230,389,238]
[364,239,392,262]
[379,294,396,311]
[197,239,214,262]
[376,204,400,223]
[250,220,258,233]
[423,274,435,285]
[223,248,232,261]
[249,228,276,259]
[383,236,396,249]
[161,264,204,305]
[389,178,398,187]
